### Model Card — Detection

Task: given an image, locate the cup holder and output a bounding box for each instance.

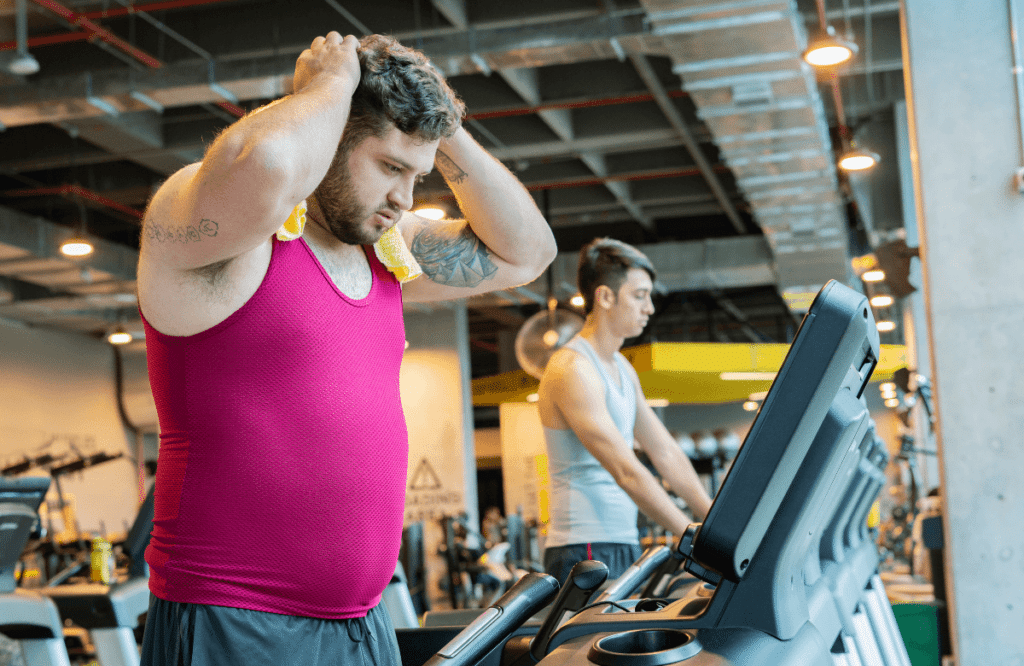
[588,629,702,666]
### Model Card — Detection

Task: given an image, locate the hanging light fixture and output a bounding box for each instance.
[60,238,94,257]
[8,0,40,76]
[61,199,94,257]
[107,325,132,345]
[803,25,858,67]
[838,144,881,171]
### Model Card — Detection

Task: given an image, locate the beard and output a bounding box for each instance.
[312,155,400,246]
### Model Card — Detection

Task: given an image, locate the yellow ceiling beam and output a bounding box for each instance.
[471,342,907,406]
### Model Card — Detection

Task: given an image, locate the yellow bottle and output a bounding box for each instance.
[90,536,113,584]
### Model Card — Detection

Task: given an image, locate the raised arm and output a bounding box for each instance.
[399,126,557,302]
[538,350,694,536]
[140,33,360,271]
[631,374,713,522]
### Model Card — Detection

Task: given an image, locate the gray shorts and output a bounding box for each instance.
[140,595,402,666]
[543,542,642,586]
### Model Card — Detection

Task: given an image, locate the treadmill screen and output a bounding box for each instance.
[692,281,879,582]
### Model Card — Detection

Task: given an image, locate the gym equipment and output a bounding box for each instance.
[423,572,560,666]
[527,280,911,666]
[401,521,430,617]
[412,280,910,666]
[39,485,154,666]
[591,546,671,606]
[528,560,609,661]
[383,560,421,629]
[0,476,71,666]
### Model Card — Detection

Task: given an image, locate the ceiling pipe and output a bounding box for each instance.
[466,89,688,121]
[30,0,163,68]
[630,53,747,234]
[80,0,239,20]
[10,0,41,75]
[3,184,143,220]
[814,0,850,146]
[524,165,731,191]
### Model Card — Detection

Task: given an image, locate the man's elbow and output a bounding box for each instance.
[520,229,558,282]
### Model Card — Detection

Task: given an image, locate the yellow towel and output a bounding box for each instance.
[276,201,422,284]
[372,223,423,283]
[276,201,307,241]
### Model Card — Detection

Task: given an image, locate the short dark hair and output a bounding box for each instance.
[340,34,465,154]
[577,238,656,314]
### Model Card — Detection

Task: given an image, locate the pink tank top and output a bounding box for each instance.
[142,237,408,619]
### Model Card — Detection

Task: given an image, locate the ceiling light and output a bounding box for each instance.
[570,294,585,308]
[870,295,894,308]
[880,382,896,392]
[542,329,560,347]
[107,326,132,345]
[526,393,539,403]
[414,206,445,220]
[884,397,901,408]
[721,372,777,381]
[838,146,880,171]
[803,26,858,67]
[742,400,760,412]
[647,398,669,408]
[748,391,769,401]
[9,52,40,76]
[862,269,885,282]
[877,320,896,332]
[60,238,94,257]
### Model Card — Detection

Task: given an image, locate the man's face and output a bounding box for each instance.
[316,125,439,245]
[605,267,655,339]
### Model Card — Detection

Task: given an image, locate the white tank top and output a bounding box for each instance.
[544,336,639,547]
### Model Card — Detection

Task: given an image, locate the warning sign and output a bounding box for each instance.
[409,457,442,490]
[405,457,463,524]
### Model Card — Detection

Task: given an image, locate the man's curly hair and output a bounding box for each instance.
[339,34,465,152]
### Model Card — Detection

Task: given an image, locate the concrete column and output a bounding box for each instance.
[894,100,940,493]
[901,2,1024,662]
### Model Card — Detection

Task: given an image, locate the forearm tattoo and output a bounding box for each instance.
[435,150,468,185]
[145,218,219,244]
[411,224,498,288]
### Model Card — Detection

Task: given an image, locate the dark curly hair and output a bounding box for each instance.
[339,34,465,152]
[577,238,656,315]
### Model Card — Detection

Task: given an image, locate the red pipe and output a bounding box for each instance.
[31,0,163,68]
[0,31,91,50]
[524,165,729,191]
[216,101,245,118]
[3,184,143,220]
[466,90,687,121]
[80,0,240,20]
[4,0,238,53]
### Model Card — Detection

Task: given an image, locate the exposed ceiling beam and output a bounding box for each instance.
[630,53,747,235]
[0,8,656,129]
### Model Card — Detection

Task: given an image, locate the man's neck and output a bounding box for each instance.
[578,317,624,361]
[303,196,343,251]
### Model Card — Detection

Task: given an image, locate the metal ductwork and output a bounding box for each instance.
[639,0,853,310]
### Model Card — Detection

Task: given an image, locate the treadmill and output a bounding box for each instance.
[0,476,71,666]
[524,280,911,666]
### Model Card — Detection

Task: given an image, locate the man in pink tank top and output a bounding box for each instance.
[136,32,556,666]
